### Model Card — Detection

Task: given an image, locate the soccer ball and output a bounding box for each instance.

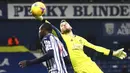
[30,2,46,16]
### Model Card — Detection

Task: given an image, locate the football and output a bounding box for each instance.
[30,2,46,16]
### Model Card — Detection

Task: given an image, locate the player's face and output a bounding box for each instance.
[60,22,72,33]
[39,26,46,38]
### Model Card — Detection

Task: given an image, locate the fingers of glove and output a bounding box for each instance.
[119,51,127,57]
[119,57,123,59]
[117,49,126,56]
[114,48,124,55]
[118,48,124,52]
[120,55,126,59]
[122,52,127,58]
[119,52,127,59]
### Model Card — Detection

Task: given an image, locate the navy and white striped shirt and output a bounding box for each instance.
[41,33,68,73]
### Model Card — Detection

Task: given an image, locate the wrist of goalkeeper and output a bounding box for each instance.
[109,49,124,56]
[109,50,113,56]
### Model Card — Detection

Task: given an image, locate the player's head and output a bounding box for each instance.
[60,20,72,34]
[39,22,52,38]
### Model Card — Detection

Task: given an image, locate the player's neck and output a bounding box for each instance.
[66,31,74,37]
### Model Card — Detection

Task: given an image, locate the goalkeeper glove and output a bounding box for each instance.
[113,48,127,59]
[34,16,43,21]
[34,16,51,24]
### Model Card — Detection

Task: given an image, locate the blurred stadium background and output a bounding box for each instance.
[0,0,130,73]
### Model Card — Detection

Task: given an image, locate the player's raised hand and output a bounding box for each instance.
[18,60,27,68]
[113,48,127,59]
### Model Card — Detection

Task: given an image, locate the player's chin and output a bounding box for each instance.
[62,29,70,34]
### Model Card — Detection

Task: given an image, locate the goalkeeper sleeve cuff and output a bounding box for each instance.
[109,50,113,56]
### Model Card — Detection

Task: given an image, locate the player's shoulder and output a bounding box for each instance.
[75,35,86,41]
[45,33,59,41]
[75,35,83,39]
[43,33,53,40]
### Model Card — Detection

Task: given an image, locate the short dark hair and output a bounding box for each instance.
[40,22,52,33]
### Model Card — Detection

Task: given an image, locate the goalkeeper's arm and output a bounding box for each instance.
[81,37,127,59]
[35,16,64,43]
[34,16,68,51]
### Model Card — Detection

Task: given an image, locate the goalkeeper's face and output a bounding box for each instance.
[60,22,72,34]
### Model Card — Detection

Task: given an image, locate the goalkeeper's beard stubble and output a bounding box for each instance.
[62,29,71,34]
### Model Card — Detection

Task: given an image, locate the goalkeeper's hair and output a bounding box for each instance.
[60,20,67,23]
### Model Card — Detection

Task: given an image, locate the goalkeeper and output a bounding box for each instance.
[34,16,127,73]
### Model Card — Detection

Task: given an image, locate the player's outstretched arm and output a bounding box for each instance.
[33,16,60,33]
[81,37,110,55]
[81,37,127,59]
[33,15,61,37]
[33,15,60,33]
[18,50,54,68]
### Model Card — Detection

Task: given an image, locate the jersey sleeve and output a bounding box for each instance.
[81,37,110,55]
[51,25,62,39]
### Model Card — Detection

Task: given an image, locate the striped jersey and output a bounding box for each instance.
[41,33,68,73]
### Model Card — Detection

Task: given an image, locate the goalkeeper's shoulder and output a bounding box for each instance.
[76,35,87,41]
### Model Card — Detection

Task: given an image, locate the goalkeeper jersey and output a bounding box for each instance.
[61,34,110,69]
[48,22,110,71]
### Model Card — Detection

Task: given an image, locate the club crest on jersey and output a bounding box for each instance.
[72,44,83,50]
